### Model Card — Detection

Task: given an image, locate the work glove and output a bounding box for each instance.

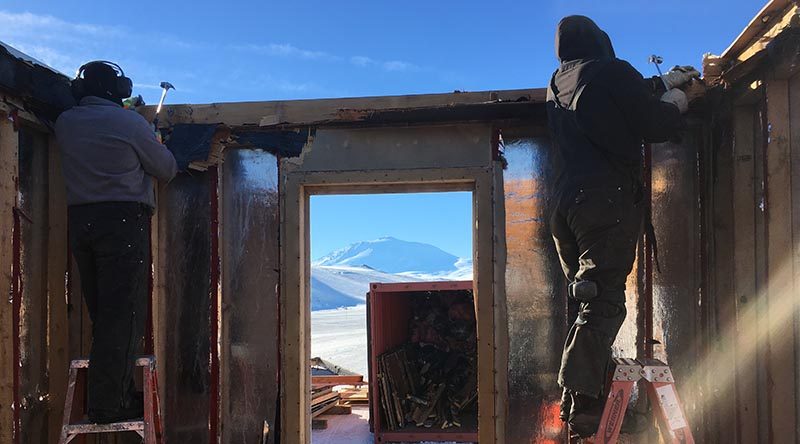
[661,65,701,89]
[661,89,689,114]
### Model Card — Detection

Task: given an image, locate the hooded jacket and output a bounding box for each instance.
[546,16,683,188]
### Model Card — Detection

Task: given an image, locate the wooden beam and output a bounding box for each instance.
[139,89,546,128]
[764,76,797,442]
[722,0,795,62]
[791,68,800,443]
[474,170,496,444]
[311,376,363,386]
[153,180,168,422]
[46,135,68,444]
[732,106,760,443]
[491,160,508,444]
[0,112,18,444]
[280,172,308,444]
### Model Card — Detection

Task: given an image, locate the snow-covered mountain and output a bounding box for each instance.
[311,237,472,311]
[314,236,460,274]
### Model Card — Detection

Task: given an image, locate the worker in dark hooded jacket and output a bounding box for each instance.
[546,16,698,438]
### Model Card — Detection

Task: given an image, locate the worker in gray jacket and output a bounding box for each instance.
[55,61,177,424]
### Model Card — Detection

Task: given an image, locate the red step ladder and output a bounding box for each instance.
[588,357,694,444]
[58,356,164,444]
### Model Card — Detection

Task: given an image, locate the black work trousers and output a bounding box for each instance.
[68,202,151,416]
[550,178,642,397]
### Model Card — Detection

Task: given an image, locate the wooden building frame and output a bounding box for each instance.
[279,166,502,444]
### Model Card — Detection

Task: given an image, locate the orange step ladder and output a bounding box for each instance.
[58,356,164,444]
[587,357,694,444]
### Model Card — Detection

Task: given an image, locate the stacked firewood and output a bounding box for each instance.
[377,290,477,431]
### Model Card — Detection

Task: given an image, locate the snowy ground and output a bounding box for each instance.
[310,305,369,378]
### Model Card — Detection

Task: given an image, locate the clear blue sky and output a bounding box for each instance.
[1,0,762,258]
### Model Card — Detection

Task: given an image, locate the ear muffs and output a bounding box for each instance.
[71,60,133,100]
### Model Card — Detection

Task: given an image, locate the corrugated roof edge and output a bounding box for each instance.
[0,40,67,76]
[0,41,75,123]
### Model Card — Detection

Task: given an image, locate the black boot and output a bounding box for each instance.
[568,393,604,438]
[619,409,649,434]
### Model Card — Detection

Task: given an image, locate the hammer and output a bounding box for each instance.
[153,81,174,130]
[648,55,670,91]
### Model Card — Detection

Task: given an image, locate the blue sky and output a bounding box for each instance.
[1,0,762,258]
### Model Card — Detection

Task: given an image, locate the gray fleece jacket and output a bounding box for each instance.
[55,96,177,208]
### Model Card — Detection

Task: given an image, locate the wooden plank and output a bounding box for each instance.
[491,160,508,444]
[311,375,364,386]
[764,76,797,442]
[791,71,800,443]
[474,170,496,444]
[0,112,18,444]
[46,135,69,444]
[753,96,772,443]
[311,398,339,418]
[732,106,760,443]
[325,404,352,415]
[139,88,546,128]
[708,114,737,444]
[153,181,168,417]
[280,171,307,444]
[311,391,339,406]
[721,0,795,61]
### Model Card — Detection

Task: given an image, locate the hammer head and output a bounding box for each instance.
[159,81,175,91]
[648,55,663,65]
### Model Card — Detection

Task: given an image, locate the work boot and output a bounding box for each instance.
[567,393,604,438]
[559,388,572,422]
[619,409,649,435]
[88,391,144,424]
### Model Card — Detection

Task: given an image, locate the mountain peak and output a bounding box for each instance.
[314,237,460,274]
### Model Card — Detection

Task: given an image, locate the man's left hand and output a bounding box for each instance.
[662,65,701,89]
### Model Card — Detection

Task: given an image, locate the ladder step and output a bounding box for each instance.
[63,420,144,434]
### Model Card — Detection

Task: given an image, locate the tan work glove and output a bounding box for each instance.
[662,65,701,89]
[661,89,689,114]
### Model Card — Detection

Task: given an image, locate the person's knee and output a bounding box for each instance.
[575,300,626,337]
[569,280,598,302]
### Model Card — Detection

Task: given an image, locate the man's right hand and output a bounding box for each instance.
[661,89,689,114]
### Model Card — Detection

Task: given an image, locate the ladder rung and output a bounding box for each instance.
[70,356,155,369]
[63,420,144,434]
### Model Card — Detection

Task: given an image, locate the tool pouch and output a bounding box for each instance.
[568,280,598,302]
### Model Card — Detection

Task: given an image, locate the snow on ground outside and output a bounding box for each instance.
[311,265,423,311]
[311,305,369,378]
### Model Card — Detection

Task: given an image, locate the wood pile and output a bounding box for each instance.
[310,385,360,430]
[377,291,477,431]
[338,386,369,405]
[311,386,340,418]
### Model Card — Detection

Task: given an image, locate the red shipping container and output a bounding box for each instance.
[368,281,478,443]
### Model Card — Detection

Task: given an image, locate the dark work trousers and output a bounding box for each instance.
[68,202,151,416]
[550,178,643,398]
